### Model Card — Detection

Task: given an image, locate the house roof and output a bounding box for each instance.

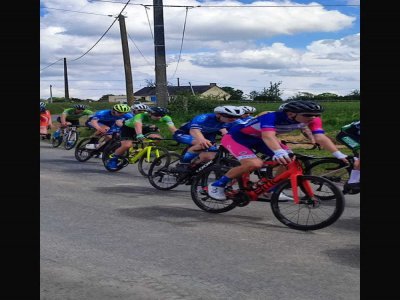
[134,85,222,96]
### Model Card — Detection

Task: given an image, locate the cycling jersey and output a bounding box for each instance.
[173,113,231,145]
[61,108,94,121]
[86,109,133,127]
[123,112,175,129]
[336,120,360,150]
[223,111,324,159]
[40,110,52,127]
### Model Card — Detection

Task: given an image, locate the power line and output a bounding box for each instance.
[170,7,190,80]
[40,58,64,71]
[127,32,152,65]
[141,4,154,41]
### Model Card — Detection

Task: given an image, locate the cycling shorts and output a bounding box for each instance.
[120,125,158,141]
[56,116,80,126]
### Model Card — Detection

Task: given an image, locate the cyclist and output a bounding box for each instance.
[86,104,133,137]
[207,100,349,200]
[240,105,257,122]
[172,105,245,172]
[105,106,177,170]
[53,104,94,139]
[40,102,54,139]
[336,120,360,194]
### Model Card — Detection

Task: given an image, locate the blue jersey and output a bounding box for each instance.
[226,115,254,130]
[179,113,230,134]
[87,109,133,127]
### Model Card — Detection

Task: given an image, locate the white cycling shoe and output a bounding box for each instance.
[207,184,227,201]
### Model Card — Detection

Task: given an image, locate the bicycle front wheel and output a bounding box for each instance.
[137,146,169,177]
[147,152,182,190]
[74,137,98,162]
[51,133,63,148]
[102,140,129,172]
[270,175,345,231]
[64,130,79,150]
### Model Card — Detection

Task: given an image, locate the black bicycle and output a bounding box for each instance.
[74,129,120,162]
[147,145,239,190]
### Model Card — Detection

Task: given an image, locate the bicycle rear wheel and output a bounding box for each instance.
[270,175,345,231]
[147,152,182,190]
[64,130,79,150]
[102,141,129,172]
[138,146,169,177]
[51,132,63,148]
[190,165,237,213]
[74,137,98,162]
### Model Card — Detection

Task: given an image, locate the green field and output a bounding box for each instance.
[46,101,359,153]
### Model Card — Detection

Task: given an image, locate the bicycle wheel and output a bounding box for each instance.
[138,146,169,177]
[304,158,351,197]
[102,141,129,172]
[51,132,63,148]
[74,137,98,162]
[190,165,237,213]
[270,175,345,231]
[147,152,182,190]
[64,130,79,150]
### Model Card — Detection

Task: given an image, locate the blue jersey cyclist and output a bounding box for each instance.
[86,104,133,139]
[172,105,245,172]
[208,100,349,200]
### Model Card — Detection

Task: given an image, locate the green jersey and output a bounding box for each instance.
[124,112,175,128]
[62,108,94,121]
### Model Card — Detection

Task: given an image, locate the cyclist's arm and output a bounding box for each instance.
[60,113,68,126]
[313,134,348,162]
[189,128,212,148]
[261,130,292,164]
[90,119,107,133]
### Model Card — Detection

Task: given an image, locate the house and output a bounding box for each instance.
[133,83,231,102]
[108,95,128,103]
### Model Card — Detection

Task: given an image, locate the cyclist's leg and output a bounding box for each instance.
[172,131,199,163]
[106,125,134,169]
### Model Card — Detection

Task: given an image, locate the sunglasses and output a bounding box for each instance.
[299,113,321,118]
[220,114,240,119]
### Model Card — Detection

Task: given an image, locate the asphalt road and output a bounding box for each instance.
[40,141,360,300]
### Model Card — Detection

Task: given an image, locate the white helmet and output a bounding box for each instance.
[241,106,256,113]
[131,103,149,111]
[214,105,245,117]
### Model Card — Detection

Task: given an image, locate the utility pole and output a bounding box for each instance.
[64,58,69,101]
[177,77,180,87]
[153,0,168,107]
[118,14,135,106]
[50,85,53,103]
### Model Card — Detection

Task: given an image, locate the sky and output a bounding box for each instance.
[40,0,360,100]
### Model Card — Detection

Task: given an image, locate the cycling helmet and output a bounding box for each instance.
[214,105,244,117]
[74,104,86,110]
[113,103,131,113]
[278,100,324,113]
[148,106,169,117]
[40,107,46,113]
[131,103,149,111]
[40,101,46,108]
[240,106,257,114]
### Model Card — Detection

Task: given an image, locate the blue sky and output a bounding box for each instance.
[40,0,360,100]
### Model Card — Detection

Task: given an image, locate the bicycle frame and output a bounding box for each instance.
[128,144,163,164]
[229,158,314,204]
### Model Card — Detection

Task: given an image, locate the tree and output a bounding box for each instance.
[249,90,259,100]
[221,86,244,101]
[287,92,315,101]
[259,81,283,102]
[145,79,156,87]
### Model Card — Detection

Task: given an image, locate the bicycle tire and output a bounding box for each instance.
[190,165,237,214]
[270,175,345,231]
[304,158,351,198]
[64,130,79,150]
[102,141,129,172]
[51,131,63,148]
[138,146,169,177]
[147,152,182,190]
[74,137,98,162]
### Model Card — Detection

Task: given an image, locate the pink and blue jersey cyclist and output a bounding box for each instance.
[208,100,349,201]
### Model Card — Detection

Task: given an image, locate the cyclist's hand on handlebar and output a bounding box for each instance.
[272,149,292,165]
[115,119,124,127]
[136,133,145,141]
[98,127,108,134]
[197,138,213,149]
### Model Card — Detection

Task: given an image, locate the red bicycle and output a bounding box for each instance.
[190,151,345,231]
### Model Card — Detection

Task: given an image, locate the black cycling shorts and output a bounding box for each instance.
[120,124,158,141]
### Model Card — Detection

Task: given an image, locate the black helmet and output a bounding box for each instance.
[148,106,169,117]
[279,100,324,114]
[74,104,86,110]
[40,101,46,108]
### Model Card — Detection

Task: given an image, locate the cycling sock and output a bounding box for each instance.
[211,176,232,187]
[348,169,360,183]
[181,151,199,163]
